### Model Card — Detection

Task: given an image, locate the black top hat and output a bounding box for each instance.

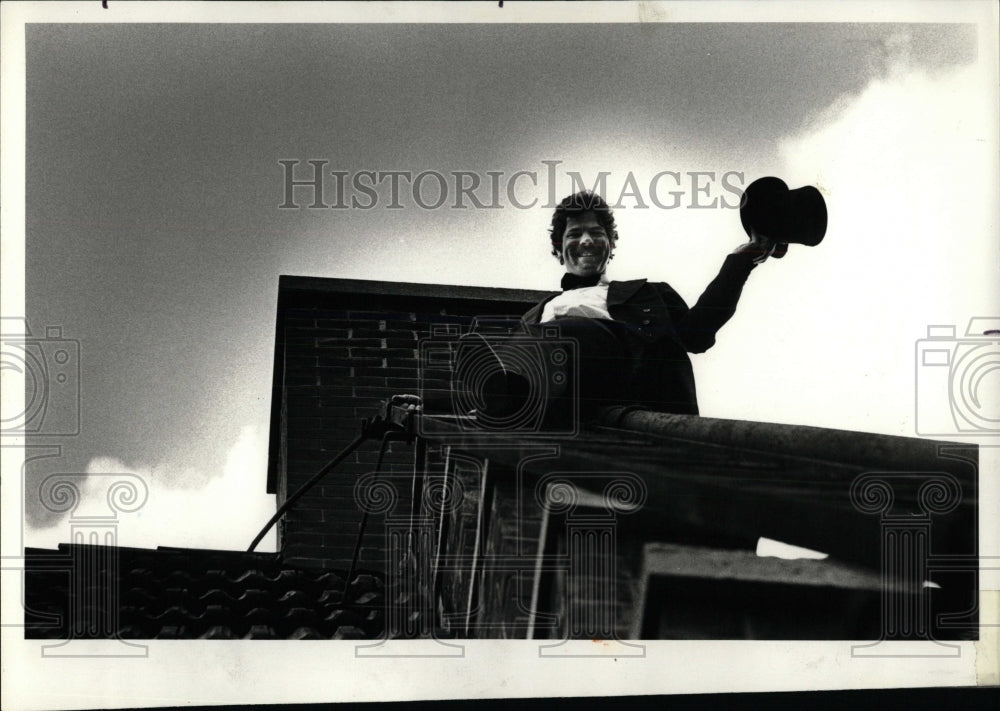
[739,177,828,247]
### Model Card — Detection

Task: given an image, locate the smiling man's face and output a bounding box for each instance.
[561,211,612,277]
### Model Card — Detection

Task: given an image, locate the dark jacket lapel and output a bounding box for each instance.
[607,279,648,306]
[521,293,559,324]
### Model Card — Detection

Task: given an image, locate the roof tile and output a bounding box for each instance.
[24,543,387,641]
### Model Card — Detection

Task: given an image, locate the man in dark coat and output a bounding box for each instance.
[520,190,780,418]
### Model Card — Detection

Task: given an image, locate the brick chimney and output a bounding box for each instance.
[266,276,549,570]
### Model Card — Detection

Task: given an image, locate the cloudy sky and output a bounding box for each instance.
[9,14,998,552]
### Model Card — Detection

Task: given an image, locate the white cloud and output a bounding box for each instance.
[696,57,999,438]
[29,425,277,552]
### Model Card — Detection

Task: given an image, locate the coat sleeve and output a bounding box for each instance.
[666,252,757,353]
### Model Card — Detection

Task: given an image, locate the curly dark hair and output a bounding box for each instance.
[548,191,619,259]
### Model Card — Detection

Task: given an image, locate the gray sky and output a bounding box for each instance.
[20,21,995,547]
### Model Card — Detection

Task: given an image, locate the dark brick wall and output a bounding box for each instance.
[268,277,549,571]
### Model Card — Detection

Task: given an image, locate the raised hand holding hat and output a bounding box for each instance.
[738,177,828,258]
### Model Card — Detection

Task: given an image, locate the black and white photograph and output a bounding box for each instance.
[1,1,997,707]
